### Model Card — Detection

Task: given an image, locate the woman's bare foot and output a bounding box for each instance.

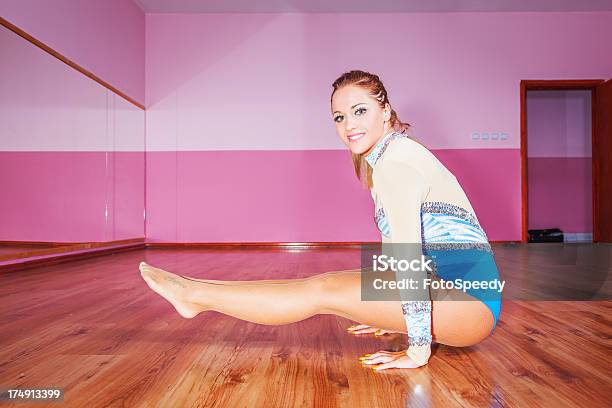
[139,262,205,318]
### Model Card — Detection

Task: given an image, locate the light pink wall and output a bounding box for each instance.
[0,23,145,243]
[145,12,611,242]
[527,91,592,158]
[527,90,593,233]
[145,12,612,150]
[0,0,145,104]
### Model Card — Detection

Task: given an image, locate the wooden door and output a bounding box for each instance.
[594,79,612,242]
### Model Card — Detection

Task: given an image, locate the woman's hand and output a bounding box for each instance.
[346,324,396,336]
[359,348,430,371]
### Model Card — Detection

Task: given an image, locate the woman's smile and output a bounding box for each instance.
[348,132,365,142]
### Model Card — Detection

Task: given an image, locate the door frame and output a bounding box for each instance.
[520,79,605,243]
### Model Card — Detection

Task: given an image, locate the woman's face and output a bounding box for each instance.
[331,84,391,155]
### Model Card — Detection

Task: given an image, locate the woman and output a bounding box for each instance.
[139,70,502,371]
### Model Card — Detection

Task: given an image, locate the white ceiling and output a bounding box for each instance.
[133,0,612,13]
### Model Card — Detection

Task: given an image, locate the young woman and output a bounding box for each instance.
[139,70,502,371]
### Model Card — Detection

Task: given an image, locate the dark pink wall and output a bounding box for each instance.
[145,149,520,243]
[527,158,592,232]
[0,152,144,242]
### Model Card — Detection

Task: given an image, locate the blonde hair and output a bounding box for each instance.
[331,70,423,189]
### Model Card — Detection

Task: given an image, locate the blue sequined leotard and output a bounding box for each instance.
[366,131,502,346]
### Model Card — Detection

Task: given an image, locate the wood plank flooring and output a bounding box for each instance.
[0,244,610,407]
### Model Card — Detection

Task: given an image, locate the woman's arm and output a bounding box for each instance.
[373,158,432,366]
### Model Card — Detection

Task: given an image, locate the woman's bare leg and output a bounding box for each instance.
[140,262,404,330]
[182,269,360,286]
[182,272,400,335]
[139,262,494,347]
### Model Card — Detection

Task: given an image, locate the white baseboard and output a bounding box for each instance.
[563,233,593,242]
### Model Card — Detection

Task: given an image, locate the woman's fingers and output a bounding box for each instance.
[372,355,421,370]
[347,324,375,333]
[359,351,425,370]
[347,324,370,331]
[347,325,393,335]
[359,350,395,361]
[361,355,394,365]
[350,327,378,334]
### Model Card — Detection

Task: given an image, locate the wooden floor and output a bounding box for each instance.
[0,243,60,258]
[0,244,610,407]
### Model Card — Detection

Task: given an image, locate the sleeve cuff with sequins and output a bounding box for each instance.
[402,301,433,346]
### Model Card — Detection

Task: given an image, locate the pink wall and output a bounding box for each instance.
[0,0,145,104]
[145,148,519,243]
[146,150,375,243]
[145,12,611,242]
[0,24,145,243]
[2,9,608,244]
[527,90,592,158]
[527,158,592,233]
[527,90,593,233]
[0,152,144,242]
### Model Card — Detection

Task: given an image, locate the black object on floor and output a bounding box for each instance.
[528,228,564,243]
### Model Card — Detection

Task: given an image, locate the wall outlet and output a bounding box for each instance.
[471,131,509,141]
